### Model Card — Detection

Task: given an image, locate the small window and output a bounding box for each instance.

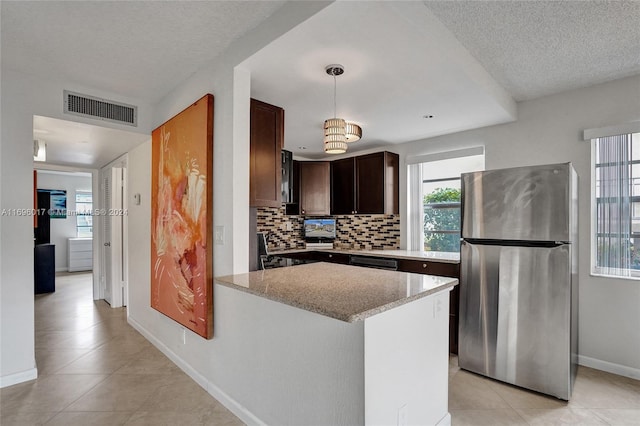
[408,152,484,253]
[423,179,461,252]
[592,132,640,278]
[76,191,92,238]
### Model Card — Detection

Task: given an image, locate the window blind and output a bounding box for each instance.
[594,134,634,276]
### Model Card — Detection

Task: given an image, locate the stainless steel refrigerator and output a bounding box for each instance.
[459,163,578,400]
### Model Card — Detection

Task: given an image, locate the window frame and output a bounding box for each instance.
[590,133,640,280]
[422,176,462,253]
[407,149,484,254]
[75,190,93,238]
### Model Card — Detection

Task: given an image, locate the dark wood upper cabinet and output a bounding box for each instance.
[249,99,284,208]
[331,151,399,215]
[330,158,355,214]
[299,161,330,215]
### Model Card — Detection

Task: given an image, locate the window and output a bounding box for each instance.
[592,132,640,278]
[407,149,484,253]
[423,178,461,252]
[75,191,93,238]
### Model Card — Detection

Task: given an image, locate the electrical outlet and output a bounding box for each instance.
[182,328,186,345]
[214,226,225,245]
[285,222,293,231]
[397,404,408,426]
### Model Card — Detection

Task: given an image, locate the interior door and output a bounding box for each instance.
[100,165,127,307]
[111,166,125,307]
[101,171,112,305]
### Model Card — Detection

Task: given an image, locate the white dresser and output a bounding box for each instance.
[68,238,93,272]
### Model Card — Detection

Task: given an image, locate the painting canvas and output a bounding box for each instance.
[151,94,214,339]
[38,189,67,219]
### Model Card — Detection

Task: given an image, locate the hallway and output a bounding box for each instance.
[0,273,243,425]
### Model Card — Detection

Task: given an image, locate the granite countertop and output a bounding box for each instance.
[268,248,460,264]
[215,262,457,323]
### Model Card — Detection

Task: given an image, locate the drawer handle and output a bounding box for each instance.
[329,254,333,258]
[422,263,427,269]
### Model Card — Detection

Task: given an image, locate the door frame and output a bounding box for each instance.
[98,154,128,307]
[32,163,100,299]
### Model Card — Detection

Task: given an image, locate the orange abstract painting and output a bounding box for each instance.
[151,94,214,339]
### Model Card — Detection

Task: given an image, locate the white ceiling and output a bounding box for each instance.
[242,1,517,159]
[33,116,149,168]
[244,0,640,158]
[3,1,640,165]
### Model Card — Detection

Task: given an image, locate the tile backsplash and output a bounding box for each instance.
[256,207,400,250]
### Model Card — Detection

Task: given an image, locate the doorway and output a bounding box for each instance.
[33,115,146,307]
[100,157,128,308]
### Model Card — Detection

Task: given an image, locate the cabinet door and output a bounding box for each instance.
[250,99,284,208]
[384,151,400,214]
[285,160,300,215]
[299,162,330,215]
[331,158,355,214]
[355,153,385,214]
[355,151,399,215]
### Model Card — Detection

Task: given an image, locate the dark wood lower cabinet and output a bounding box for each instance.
[448,285,460,354]
[396,259,459,277]
[313,252,350,264]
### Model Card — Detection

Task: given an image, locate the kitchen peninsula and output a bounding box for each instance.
[215,262,457,425]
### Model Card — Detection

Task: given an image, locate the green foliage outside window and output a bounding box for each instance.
[424,187,461,252]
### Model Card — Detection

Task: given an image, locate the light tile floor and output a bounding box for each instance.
[1,272,639,425]
[449,346,640,425]
[1,273,243,426]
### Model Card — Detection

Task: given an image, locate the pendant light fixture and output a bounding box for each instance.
[323,64,362,154]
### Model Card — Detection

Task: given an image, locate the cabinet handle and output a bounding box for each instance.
[329,254,333,258]
[422,263,427,269]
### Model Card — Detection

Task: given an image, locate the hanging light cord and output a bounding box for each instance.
[333,73,337,119]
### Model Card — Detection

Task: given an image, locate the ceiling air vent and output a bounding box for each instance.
[63,90,137,127]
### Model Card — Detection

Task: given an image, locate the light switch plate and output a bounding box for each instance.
[214,226,225,245]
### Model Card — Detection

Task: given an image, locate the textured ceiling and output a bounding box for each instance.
[4,1,640,166]
[424,0,640,101]
[1,0,286,102]
[243,1,517,159]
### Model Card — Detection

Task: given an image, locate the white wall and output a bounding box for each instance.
[125,0,336,420]
[393,75,640,375]
[0,68,152,386]
[36,171,92,271]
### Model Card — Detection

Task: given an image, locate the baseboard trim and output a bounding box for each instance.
[0,367,38,388]
[127,317,266,426]
[578,355,640,380]
[436,412,451,425]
